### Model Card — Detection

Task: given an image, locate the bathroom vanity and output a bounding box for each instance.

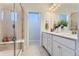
[42,31,78,56]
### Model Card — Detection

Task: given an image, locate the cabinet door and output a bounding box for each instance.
[42,33,45,46]
[53,41,75,56]
[46,34,49,51]
[47,34,52,55]
[53,41,61,56]
[42,33,52,55]
[53,35,75,49]
[61,44,75,56]
[42,33,48,49]
[45,33,50,51]
[51,35,53,56]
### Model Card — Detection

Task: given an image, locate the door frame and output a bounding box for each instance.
[26,11,41,46]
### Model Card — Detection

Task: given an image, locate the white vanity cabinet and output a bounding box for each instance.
[42,32,77,56]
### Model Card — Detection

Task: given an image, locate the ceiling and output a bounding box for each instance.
[0,3,78,13]
[54,3,78,13]
[0,3,50,12]
[21,3,49,10]
[0,3,22,11]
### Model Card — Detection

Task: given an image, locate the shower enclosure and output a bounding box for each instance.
[0,3,24,56]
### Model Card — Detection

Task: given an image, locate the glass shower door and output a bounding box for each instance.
[0,10,15,56]
[0,3,23,56]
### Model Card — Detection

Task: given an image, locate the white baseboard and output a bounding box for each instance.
[29,40,40,42]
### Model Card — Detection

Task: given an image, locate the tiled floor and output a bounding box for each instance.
[23,45,48,56]
[0,45,48,56]
[22,41,48,56]
[0,49,20,56]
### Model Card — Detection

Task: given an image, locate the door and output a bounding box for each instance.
[28,12,40,45]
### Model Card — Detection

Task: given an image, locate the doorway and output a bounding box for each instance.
[27,12,41,46]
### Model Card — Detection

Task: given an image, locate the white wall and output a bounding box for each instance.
[23,4,49,46]
[41,12,59,32]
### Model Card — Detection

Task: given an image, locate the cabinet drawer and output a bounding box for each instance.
[53,35,75,49]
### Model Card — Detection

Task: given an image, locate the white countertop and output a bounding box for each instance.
[43,31,77,40]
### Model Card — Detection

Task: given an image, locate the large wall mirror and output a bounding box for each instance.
[58,12,77,33]
[58,13,68,29]
[59,14,67,21]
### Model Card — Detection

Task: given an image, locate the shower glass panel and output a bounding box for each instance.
[0,10,15,56]
[0,3,23,56]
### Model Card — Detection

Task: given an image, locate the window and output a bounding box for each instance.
[59,14,67,21]
[10,12,17,23]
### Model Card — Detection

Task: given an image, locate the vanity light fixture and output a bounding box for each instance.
[49,3,57,11]
[49,3,61,12]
